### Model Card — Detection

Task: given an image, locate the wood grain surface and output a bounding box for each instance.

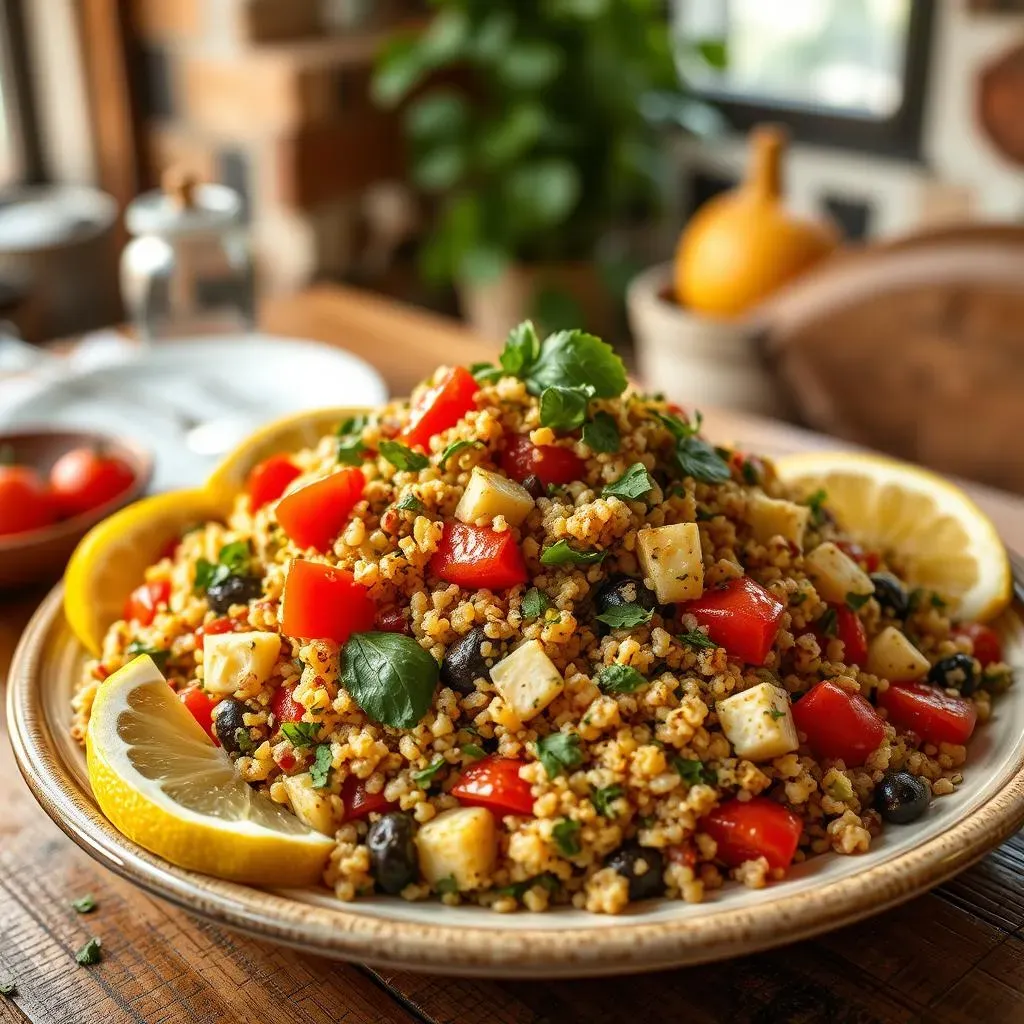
[3,284,1024,1024]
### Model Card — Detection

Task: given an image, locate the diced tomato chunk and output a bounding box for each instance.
[247,454,302,511]
[341,774,397,821]
[835,540,881,574]
[877,682,977,746]
[399,366,479,450]
[179,687,218,743]
[271,685,305,724]
[276,467,364,552]
[951,623,1002,669]
[123,580,171,626]
[276,750,297,773]
[703,797,802,871]
[430,521,528,591]
[501,433,585,487]
[814,604,868,667]
[451,756,534,817]
[682,577,785,666]
[376,604,411,635]
[792,680,885,766]
[195,616,238,641]
[281,559,375,643]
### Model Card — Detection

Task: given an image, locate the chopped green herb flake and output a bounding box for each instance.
[766,708,786,721]
[460,743,487,760]
[434,875,459,895]
[845,592,871,611]
[396,494,424,513]
[470,361,503,384]
[602,462,655,501]
[592,784,624,818]
[582,411,620,453]
[0,981,14,998]
[740,458,760,485]
[791,592,808,606]
[818,607,838,637]
[75,937,103,966]
[521,587,552,619]
[552,818,582,856]
[596,603,653,629]
[412,757,447,787]
[672,757,717,786]
[806,488,828,525]
[336,417,368,466]
[539,383,594,430]
[234,728,254,754]
[194,540,254,593]
[379,440,429,472]
[675,435,731,484]
[931,593,947,609]
[678,629,718,652]
[495,874,559,899]
[125,642,169,670]
[597,664,646,694]
[71,894,96,914]
[310,744,333,789]
[436,439,482,469]
[536,732,583,779]
[281,721,319,747]
[540,540,606,566]
[341,632,439,728]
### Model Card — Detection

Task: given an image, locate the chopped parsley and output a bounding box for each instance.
[678,629,718,652]
[931,593,947,609]
[675,435,731,483]
[412,757,447,788]
[125,642,169,670]
[71,894,97,914]
[396,494,425,512]
[233,728,254,754]
[597,664,646,694]
[379,440,429,472]
[791,592,808,606]
[602,462,655,502]
[494,874,559,899]
[765,708,786,721]
[536,732,584,778]
[818,607,838,637]
[582,411,620,453]
[591,784,624,817]
[521,587,552,620]
[552,818,582,856]
[845,592,871,611]
[470,361,503,384]
[75,938,103,966]
[499,320,542,377]
[194,540,254,593]
[460,743,487,760]
[596,603,653,629]
[281,721,320,747]
[739,458,761,485]
[437,439,482,469]
[672,757,717,786]
[0,981,14,998]
[434,875,459,895]
[310,744,333,789]
[539,540,606,566]
[336,415,369,465]
[539,384,595,430]
[806,488,828,525]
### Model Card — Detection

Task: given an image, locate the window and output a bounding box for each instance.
[674,0,934,158]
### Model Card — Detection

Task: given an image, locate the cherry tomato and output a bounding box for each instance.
[123,579,171,626]
[247,454,302,511]
[835,540,881,575]
[951,623,1002,668]
[341,774,396,821]
[195,616,238,641]
[703,797,803,871]
[179,687,218,743]
[682,577,785,666]
[814,604,868,667]
[271,685,305,724]
[792,680,885,766]
[500,433,586,487]
[877,682,977,746]
[450,756,534,817]
[276,467,364,552]
[430,520,528,591]
[0,465,58,536]
[399,366,479,450]
[280,559,375,643]
[49,447,135,518]
[376,605,411,635]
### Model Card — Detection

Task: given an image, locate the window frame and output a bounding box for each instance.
[0,0,44,184]
[685,0,935,161]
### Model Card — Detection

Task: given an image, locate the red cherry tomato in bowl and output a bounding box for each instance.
[49,447,135,518]
[450,756,534,817]
[341,774,397,821]
[0,465,58,537]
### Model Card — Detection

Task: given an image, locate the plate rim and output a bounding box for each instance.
[10,585,1024,977]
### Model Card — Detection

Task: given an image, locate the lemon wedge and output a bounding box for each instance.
[86,656,334,886]
[775,451,1011,622]
[64,490,223,655]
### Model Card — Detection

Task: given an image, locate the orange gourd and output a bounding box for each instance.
[674,126,840,318]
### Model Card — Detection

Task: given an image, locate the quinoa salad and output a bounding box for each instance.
[72,324,1014,914]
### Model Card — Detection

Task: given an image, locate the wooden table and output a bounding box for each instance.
[3,284,1024,1024]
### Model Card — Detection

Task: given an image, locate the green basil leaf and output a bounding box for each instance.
[536,731,583,778]
[597,664,646,693]
[818,607,838,637]
[412,757,447,787]
[521,587,552,619]
[437,439,482,469]
[806,488,828,525]
[396,494,425,512]
[595,603,653,629]
[310,744,334,789]
[75,938,103,966]
[0,981,17,998]
[500,320,541,376]
[552,818,581,856]
[539,384,593,430]
[125,642,170,670]
[845,592,871,611]
[341,632,439,728]
[71,894,96,914]
[470,361,503,384]
[602,462,655,501]
[675,436,731,483]
[281,721,320,747]
[540,540,606,566]
[435,875,459,894]
[672,757,716,786]
[193,558,227,593]
[591,784,624,818]
[379,440,430,472]
[460,743,487,760]
[525,329,627,398]
[337,436,366,466]
[678,629,718,652]
[582,411,620,453]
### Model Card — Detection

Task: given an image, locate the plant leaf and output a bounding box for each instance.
[539,384,593,431]
[341,632,439,728]
[540,540,606,566]
[602,462,655,501]
[596,604,653,629]
[536,732,583,778]
[379,441,430,472]
[526,329,628,398]
[597,664,646,693]
[582,411,620,453]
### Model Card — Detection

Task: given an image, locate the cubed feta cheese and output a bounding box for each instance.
[282,773,337,835]
[490,639,564,722]
[415,806,497,890]
[747,493,811,550]
[716,681,799,761]
[805,541,874,604]
[867,626,930,680]
[455,467,534,527]
[203,630,282,695]
[637,523,704,603]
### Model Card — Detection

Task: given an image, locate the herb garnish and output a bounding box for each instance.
[436,439,482,469]
[0,981,15,998]
[234,728,254,754]
[536,732,583,778]
[602,462,655,502]
[540,540,606,566]
[435,875,459,895]
[552,818,582,856]
[582,411,620,453]
[194,540,254,593]
[125,642,169,670]
[412,757,447,787]
[470,361,503,384]
[845,592,871,611]
[310,744,333,789]
[396,493,425,512]
[591,784,624,817]
[596,603,653,629]
[672,757,717,786]
[500,321,542,377]
[806,488,828,525]
[71,894,96,914]
[678,629,718,652]
[75,938,103,966]
[460,743,487,760]
[539,384,595,430]
[818,607,838,637]
[281,721,320,747]
[597,664,646,693]
[341,632,439,728]
[766,708,786,721]
[521,587,552,619]
[379,440,430,472]
[494,874,559,899]
[336,415,369,465]
[657,410,731,483]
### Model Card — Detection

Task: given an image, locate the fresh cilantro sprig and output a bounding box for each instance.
[194,540,254,593]
[552,819,581,856]
[658,410,730,484]
[582,411,620,453]
[540,541,606,566]
[521,587,552,619]
[75,938,102,966]
[281,721,320,747]
[539,384,595,431]
[678,629,718,652]
[336,415,369,465]
[597,664,646,693]
[379,441,430,472]
[536,732,583,778]
[591,784,624,818]
[341,632,439,728]
[596,604,653,629]
[602,463,655,501]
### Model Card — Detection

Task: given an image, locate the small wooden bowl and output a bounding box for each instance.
[0,430,153,591]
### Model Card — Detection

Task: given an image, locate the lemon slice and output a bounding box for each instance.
[205,405,371,497]
[64,489,224,655]
[87,655,334,886]
[775,451,1011,621]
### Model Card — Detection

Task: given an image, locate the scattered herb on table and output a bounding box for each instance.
[0,981,15,998]
[71,894,97,914]
[75,938,103,966]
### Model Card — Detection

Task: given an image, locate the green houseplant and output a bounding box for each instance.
[373,0,719,338]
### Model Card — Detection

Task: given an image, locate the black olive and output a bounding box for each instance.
[928,652,978,696]
[214,699,251,753]
[874,771,930,824]
[594,575,658,618]
[521,474,545,499]
[604,842,665,901]
[206,573,263,614]
[367,813,419,894]
[440,627,494,694]
[869,572,908,618]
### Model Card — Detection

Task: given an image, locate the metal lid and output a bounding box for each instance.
[125,173,244,238]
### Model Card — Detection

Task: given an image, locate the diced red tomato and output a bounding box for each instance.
[195,616,238,641]
[792,680,885,766]
[179,686,218,743]
[500,433,585,487]
[877,682,978,746]
[341,774,397,821]
[430,520,528,591]
[814,604,868,666]
[399,366,479,450]
[666,842,698,869]
[271,685,305,724]
[682,577,785,666]
[276,750,297,773]
[835,540,881,574]
[703,797,803,871]
[951,623,1002,669]
[123,579,171,626]
[247,454,302,511]
[276,467,364,552]
[376,605,411,635]
[450,756,534,817]
[280,559,375,643]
